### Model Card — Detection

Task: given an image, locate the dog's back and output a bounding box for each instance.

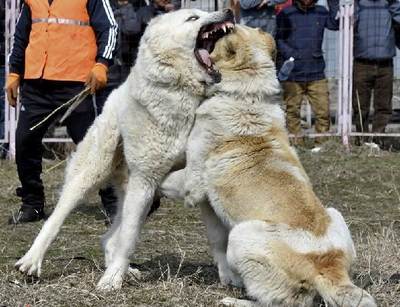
[197,93,326,231]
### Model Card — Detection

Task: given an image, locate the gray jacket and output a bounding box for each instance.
[240,0,287,35]
[354,0,400,60]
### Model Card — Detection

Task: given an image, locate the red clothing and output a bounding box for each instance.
[275,0,292,15]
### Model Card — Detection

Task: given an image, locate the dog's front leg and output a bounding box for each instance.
[184,119,212,208]
[96,173,155,291]
[199,202,243,288]
[15,173,97,277]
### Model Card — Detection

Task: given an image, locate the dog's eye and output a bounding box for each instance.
[186,15,199,22]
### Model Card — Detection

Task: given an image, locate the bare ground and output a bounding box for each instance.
[0,141,399,307]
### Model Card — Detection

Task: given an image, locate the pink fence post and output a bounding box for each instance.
[338,0,354,148]
[5,0,20,160]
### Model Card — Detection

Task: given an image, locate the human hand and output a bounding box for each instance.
[85,63,108,94]
[164,3,175,11]
[5,73,20,107]
[257,0,268,9]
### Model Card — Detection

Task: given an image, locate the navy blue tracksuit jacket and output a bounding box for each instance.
[276,0,339,82]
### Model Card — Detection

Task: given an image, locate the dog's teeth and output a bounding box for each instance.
[226,22,234,29]
[222,24,227,33]
[203,32,209,39]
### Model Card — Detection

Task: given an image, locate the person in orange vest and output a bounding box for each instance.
[5,0,118,224]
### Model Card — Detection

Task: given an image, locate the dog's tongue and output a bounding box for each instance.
[198,48,212,67]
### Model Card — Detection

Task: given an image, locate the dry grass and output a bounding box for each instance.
[0,141,399,306]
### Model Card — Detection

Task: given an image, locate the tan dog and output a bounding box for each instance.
[161,26,376,306]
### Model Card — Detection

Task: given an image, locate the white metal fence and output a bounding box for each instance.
[1,0,400,159]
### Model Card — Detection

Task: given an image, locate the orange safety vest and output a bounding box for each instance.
[24,0,97,82]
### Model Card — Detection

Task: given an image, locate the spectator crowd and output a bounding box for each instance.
[1,0,400,224]
[238,0,400,148]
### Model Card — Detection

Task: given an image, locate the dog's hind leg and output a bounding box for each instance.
[16,100,121,277]
[96,173,155,291]
[199,202,243,288]
[225,221,316,307]
[102,161,127,268]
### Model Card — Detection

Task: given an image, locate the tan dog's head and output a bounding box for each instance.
[209,25,280,97]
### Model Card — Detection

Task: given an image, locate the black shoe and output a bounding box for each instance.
[8,207,46,225]
[100,187,118,226]
[148,195,161,217]
[104,206,117,226]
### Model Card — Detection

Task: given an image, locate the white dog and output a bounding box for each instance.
[161,26,376,307]
[15,9,235,291]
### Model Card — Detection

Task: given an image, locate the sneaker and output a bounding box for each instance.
[8,207,46,224]
[364,142,379,149]
[310,146,322,153]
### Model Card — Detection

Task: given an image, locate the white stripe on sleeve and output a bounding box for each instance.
[101,0,118,59]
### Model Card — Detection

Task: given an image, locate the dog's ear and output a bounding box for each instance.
[211,26,252,69]
[257,29,276,62]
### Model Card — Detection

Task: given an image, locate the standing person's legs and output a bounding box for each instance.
[306,79,330,144]
[352,61,375,140]
[372,63,393,133]
[282,81,305,145]
[10,80,57,224]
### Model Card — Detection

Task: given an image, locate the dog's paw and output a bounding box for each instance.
[183,184,206,209]
[220,272,244,288]
[184,195,197,209]
[219,297,255,307]
[96,272,123,291]
[218,264,244,288]
[127,267,142,280]
[15,251,43,277]
[219,297,238,306]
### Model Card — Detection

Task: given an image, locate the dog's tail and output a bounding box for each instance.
[310,251,376,307]
[273,208,377,307]
[309,210,376,307]
[273,239,376,307]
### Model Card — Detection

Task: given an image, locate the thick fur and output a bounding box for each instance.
[15,9,232,291]
[161,26,376,306]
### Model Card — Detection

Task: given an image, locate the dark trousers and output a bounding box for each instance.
[352,60,393,134]
[16,79,116,209]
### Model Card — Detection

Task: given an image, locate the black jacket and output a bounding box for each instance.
[107,2,168,85]
[0,1,5,67]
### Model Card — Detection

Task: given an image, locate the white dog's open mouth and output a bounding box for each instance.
[195,11,235,82]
